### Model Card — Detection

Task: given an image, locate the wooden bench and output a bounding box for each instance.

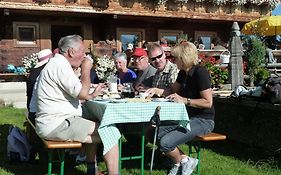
[25,113,82,175]
[188,132,226,175]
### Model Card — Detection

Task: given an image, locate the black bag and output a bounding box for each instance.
[262,77,281,104]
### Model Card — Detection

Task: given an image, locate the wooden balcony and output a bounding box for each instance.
[0,0,270,22]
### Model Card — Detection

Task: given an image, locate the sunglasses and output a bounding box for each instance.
[150,52,163,61]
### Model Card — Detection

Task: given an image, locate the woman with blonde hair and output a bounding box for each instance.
[146,42,215,175]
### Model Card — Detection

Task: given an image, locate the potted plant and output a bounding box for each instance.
[244,37,267,87]
[199,55,228,89]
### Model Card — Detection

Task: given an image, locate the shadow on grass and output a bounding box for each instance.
[0,124,84,175]
[201,139,281,168]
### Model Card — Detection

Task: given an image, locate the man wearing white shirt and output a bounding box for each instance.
[35,35,118,175]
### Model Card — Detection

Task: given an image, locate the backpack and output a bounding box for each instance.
[7,126,32,162]
[262,77,281,104]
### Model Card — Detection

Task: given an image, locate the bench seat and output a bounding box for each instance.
[25,113,82,175]
[188,132,226,175]
[195,132,226,141]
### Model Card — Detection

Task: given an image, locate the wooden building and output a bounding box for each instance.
[0,0,277,68]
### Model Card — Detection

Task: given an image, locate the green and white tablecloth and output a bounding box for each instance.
[85,99,190,155]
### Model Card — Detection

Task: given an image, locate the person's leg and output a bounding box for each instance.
[85,143,97,175]
[76,145,87,164]
[103,144,119,175]
[160,118,214,161]
[159,118,214,175]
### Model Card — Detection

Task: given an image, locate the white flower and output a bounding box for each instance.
[21,53,38,73]
[95,55,116,81]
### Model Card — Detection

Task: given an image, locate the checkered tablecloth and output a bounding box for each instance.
[85,99,190,155]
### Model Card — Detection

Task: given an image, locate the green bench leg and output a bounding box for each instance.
[59,149,65,175]
[118,124,145,175]
[118,139,122,174]
[188,142,201,175]
[47,149,65,175]
[48,149,53,175]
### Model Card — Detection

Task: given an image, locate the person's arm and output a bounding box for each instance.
[78,58,103,100]
[187,88,213,108]
[166,88,213,108]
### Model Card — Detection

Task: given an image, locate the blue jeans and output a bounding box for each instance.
[157,118,214,152]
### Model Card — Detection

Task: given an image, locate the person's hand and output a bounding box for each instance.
[73,67,81,77]
[81,55,93,71]
[92,84,104,97]
[135,84,147,92]
[145,88,161,98]
[117,84,124,92]
[166,93,185,103]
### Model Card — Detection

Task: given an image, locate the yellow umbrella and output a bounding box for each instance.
[241,16,281,36]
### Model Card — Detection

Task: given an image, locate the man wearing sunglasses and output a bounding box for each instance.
[132,48,157,88]
[142,43,178,96]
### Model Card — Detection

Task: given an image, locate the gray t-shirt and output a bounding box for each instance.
[134,64,157,87]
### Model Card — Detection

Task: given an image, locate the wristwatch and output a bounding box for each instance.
[186,98,191,106]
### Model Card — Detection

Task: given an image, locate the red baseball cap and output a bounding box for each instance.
[132,48,148,57]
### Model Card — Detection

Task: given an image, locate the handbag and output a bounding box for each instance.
[262,76,281,104]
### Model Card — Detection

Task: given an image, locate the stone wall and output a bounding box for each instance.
[0,82,27,108]
[214,97,281,152]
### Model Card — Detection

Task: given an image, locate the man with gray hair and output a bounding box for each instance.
[114,52,136,84]
[35,35,119,175]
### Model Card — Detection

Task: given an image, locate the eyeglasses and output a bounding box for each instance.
[133,57,145,63]
[150,52,163,61]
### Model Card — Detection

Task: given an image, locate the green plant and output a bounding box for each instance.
[244,37,266,86]
[254,67,270,85]
[153,0,279,7]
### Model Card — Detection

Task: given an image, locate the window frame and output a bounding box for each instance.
[158,29,183,47]
[116,28,145,52]
[194,31,217,50]
[13,22,39,47]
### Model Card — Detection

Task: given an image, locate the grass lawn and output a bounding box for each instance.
[0,106,280,175]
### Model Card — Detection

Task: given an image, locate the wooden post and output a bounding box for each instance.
[228,22,244,90]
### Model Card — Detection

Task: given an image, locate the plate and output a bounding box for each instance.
[109,99,127,103]
[152,98,171,102]
[93,98,110,101]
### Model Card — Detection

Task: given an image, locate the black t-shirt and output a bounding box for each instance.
[176,65,215,120]
[26,66,45,110]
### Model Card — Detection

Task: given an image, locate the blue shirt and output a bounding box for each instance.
[117,69,137,84]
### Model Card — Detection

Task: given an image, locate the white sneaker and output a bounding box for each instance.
[167,164,181,175]
[181,157,198,175]
[75,154,87,164]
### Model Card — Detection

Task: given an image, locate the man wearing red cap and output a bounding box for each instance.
[132,48,157,88]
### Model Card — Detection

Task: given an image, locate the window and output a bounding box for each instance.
[13,22,39,47]
[116,28,145,52]
[194,31,217,50]
[158,30,183,47]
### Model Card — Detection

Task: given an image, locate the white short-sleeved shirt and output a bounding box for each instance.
[35,54,82,138]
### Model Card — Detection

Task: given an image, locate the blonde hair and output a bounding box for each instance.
[171,42,199,70]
